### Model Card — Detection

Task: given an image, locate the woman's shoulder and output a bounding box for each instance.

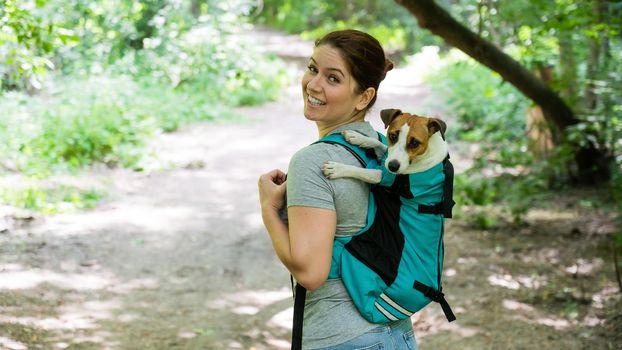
[291,142,335,166]
[291,122,378,168]
[287,144,339,184]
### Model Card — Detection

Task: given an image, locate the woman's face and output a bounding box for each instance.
[301,45,368,126]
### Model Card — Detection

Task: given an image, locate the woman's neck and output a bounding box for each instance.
[317,111,366,138]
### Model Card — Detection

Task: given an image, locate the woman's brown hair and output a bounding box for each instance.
[315,29,393,111]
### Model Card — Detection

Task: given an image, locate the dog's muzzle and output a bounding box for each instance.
[387,160,401,173]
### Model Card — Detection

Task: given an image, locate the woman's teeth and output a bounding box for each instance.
[308,96,326,106]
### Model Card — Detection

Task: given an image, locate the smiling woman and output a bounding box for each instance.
[257,30,420,350]
[301,31,393,137]
[301,45,373,132]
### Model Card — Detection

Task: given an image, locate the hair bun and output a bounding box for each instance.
[382,59,394,80]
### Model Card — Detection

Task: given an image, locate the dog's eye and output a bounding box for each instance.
[408,139,420,148]
[388,132,398,143]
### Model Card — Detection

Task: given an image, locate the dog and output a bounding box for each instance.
[319,108,456,323]
[322,108,448,182]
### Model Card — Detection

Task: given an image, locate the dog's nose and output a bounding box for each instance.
[387,160,400,173]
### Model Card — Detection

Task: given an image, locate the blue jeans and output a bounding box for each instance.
[315,321,417,350]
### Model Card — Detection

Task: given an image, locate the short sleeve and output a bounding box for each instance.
[286,144,336,210]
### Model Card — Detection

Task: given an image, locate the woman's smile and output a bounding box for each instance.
[307,95,326,107]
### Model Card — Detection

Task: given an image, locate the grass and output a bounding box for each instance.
[0,182,105,214]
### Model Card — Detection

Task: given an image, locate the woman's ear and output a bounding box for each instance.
[355,87,376,111]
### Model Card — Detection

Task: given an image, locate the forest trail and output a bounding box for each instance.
[0,28,618,350]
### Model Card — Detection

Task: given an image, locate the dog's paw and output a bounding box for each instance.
[342,130,374,148]
[342,130,365,145]
[322,161,345,179]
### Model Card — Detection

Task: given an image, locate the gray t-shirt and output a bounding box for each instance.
[286,121,410,349]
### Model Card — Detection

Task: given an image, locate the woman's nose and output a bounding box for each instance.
[306,74,322,92]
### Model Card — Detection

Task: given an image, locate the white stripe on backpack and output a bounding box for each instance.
[380,293,413,317]
[374,301,399,321]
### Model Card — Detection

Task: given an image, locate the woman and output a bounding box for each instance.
[258,29,417,349]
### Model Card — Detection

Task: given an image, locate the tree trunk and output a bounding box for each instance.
[395,0,611,184]
[558,31,577,106]
[584,0,605,111]
[190,0,201,18]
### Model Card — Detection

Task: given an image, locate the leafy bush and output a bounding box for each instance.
[0,74,240,176]
[454,169,549,229]
[0,0,74,90]
[1,78,150,174]
[109,13,290,108]
[0,181,104,214]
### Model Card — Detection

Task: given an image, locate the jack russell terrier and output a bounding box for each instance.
[319,108,456,323]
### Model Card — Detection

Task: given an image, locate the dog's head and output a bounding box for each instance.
[380,108,447,174]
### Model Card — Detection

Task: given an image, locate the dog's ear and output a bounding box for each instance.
[380,109,402,128]
[428,118,447,139]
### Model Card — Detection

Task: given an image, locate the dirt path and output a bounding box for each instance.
[0,28,619,350]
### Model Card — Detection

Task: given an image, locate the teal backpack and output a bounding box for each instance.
[291,132,455,350]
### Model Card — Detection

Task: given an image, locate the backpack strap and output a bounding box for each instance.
[418,155,456,218]
[414,156,457,323]
[291,282,306,350]
[313,131,384,167]
[413,280,456,322]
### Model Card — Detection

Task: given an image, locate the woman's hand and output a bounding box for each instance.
[258,169,335,290]
[258,169,287,212]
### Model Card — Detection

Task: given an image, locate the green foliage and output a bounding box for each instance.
[424,51,530,143]
[423,51,560,228]
[0,181,104,214]
[0,0,290,212]
[440,0,622,173]
[118,21,289,107]
[610,162,622,291]
[0,73,250,175]
[422,50,534,185]
[422,0,622,225]
[1,78,151,174]
[454,170,549,229]
[42,0,193,72]
[1,0,290,102]
[253,0,443,53]
[0,0,75,90]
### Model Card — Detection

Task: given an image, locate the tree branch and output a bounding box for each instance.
[395,0,579,131]
[395,0,612,184]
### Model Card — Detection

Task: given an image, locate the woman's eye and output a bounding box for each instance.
[328,75,340,83]
[307,65,318,73]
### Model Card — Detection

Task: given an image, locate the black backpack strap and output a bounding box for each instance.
[319,140,366,167]
[314,131,386,168]
[413,280,456,322]
[291,282,306,350]
[418,155,455,218]
[442,156,455,218]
